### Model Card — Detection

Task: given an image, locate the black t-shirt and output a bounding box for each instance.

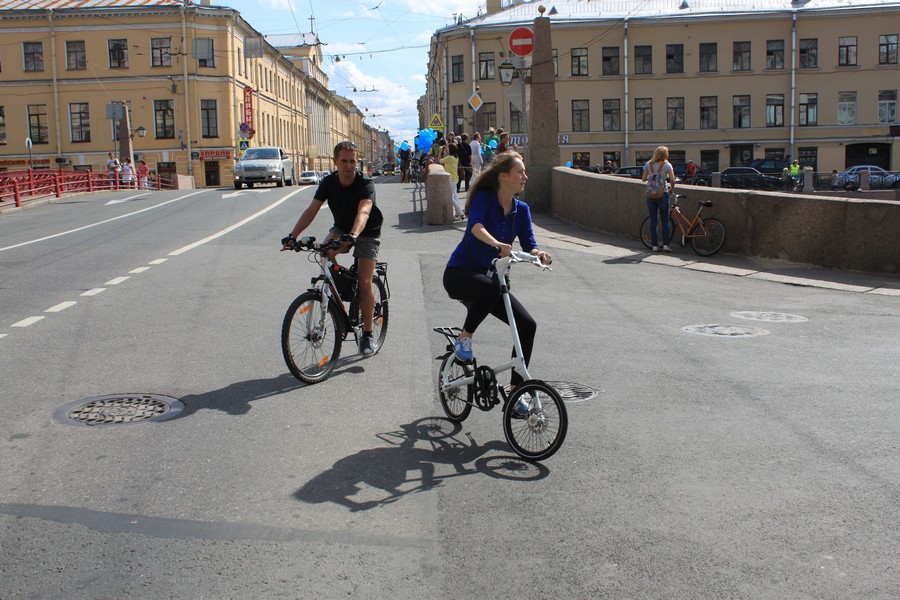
[314,171,383,237]
[457,142,472,167]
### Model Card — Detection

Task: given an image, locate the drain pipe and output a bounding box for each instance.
[181,4,193,178]
[623,18,630,165]
[789,11,797,159]
[49,9,62,160]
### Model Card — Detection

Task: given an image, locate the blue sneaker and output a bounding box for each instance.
[454,336,473,362]
[513,395,532,418]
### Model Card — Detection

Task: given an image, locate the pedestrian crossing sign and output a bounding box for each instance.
[238,140,250,151]
[428,113,444,130]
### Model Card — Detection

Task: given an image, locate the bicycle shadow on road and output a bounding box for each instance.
[293,417,550,512]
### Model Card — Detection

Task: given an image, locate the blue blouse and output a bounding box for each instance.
[446,189,538,274]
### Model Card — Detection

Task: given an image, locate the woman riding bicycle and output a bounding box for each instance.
[442,151,552,395]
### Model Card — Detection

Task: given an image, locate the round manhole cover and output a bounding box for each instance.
[730,311,808,323]
[681,324,770,338]
[545,381,601,403]
[55,394,184,427]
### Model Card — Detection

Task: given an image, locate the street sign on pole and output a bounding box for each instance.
[509,27,534,56]
[467,92,483,112]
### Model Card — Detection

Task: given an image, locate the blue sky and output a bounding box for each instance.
[221,0,483,143]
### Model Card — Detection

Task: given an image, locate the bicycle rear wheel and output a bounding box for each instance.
[438,354,473,422]
[282,291,343,384]
[502,380,567,461]
[640,216,678,249]
[690,217,727,256]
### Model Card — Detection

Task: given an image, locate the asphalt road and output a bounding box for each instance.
[1,181,898,599]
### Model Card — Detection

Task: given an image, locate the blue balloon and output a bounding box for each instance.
[400,141,409,151]
[565,161,573,168]
[488,140,498,149]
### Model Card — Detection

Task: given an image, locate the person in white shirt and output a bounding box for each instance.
[470,132,484,178]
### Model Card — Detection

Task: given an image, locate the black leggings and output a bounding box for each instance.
[443,266,536,385]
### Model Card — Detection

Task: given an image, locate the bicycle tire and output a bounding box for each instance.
[640,216,678,249]
[282,291,343,384]
[502,380,568,461]
[366,277,389,353]
[438,354,473,422]
[690,217,727,257]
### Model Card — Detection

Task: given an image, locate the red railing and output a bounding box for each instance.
[0,168,175,209]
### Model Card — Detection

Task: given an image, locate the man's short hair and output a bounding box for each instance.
[333,141,358,158]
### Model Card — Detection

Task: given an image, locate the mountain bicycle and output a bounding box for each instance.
[281,237,389,384]
[434,251,568,461]
[640,193,727,257]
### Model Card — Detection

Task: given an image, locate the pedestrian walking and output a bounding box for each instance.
[470,132,484,179]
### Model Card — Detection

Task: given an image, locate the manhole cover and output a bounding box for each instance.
[55,394,184,427]
[730,311,808,323]
[545,381,601,403]
[681,324,770,338]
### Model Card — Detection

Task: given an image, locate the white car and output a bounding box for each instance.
[233,147,294,189]
[298,171,319,185]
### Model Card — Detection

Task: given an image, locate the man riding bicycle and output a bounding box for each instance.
[281,141,384,355]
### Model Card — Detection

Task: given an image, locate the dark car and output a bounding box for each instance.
[747,158,791,175]
[614,165,645,179]
[719,167,783,190]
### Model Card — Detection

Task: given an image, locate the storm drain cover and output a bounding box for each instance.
[730,311,808,323]
[545,381,601,403]
[55,394,184,427]
[681,324,770,338]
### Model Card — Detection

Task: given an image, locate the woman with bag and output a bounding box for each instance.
[641,146,675,252]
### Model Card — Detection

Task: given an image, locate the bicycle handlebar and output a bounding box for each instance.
[283,236,351,253]
[492,250,552,271]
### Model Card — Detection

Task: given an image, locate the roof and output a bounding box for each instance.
[265,33,320,49]
[0,0,182,8]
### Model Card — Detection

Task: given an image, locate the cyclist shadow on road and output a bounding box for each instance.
[293,417,549,512]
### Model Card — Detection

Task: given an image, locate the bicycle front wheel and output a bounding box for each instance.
[690,217,727,257]
[282,291,343,384]
[640,216,678,249]
[438,354,473,422]
[503,381,568,461]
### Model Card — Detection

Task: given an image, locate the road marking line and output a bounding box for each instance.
[12,316,45,327]
[149,259,167,265]
[81,288,106,296]
[105,276,130,285]
[106,193,150,205]
[169,188,305,256]
[0,334,7,339]
[129,267,151,274]
[46,301,77,313]
[0,190,205,253]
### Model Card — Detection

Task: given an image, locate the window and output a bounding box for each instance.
[766,94,784,127]
[839,37,857,66]
[666,44,684,74]
[451,55,464,83]
[667,97,684,130]
[154,99,175,138]
[838,91,857,125]
[66,41,86,70]
[571,152,590,168]
[552,49,558,77]
[766,40,784,70]
[733,42,751,71]
[733,95,750,128]
[700,96,718,129]
[798,147,818,171]
[479,102,496,131]
[510,103,522,133]
[24,42,44,72]
[27,104,49,144]
[195,38,214,67]
[572,100,590,131]
[571,48,588,76]
[634,45,652,75]
[700,150,719,174]
[699,43,717,72]
[668,150,686,173]
[478,52,495,80]
[69,103,91,142]
[879,90,897,123]
[453,104,465,132]
[602,47,619,76]
[201,99,218,138]
[108,39,128,69]
[879,34,898,65]
[799,38,818,68]
[152,38,172,67]
[603,99,620,131]
[0,106,6,145]
[635,98,652,130]
[799,93,817,126]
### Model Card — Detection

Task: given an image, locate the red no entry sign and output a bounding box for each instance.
[508,27,534,56]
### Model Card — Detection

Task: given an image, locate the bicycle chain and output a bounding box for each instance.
[473,365,499,411]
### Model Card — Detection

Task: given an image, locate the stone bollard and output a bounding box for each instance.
[425,163,454,225]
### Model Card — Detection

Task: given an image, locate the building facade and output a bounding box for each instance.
[425,0,899,173]
[0,0,382,185]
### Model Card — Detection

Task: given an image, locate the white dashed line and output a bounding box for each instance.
[46,301,77,313]
[129,267,151,274]
[81,288,106,296]
[105,276,130,285]
[0,334,7,339]
[149,259,167,265]
[12,316,45,327]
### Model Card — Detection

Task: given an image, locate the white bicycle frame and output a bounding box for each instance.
[440,250,551,404]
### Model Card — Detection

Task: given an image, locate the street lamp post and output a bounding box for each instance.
[497,58,530,158]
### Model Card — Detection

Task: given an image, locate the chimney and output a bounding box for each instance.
[486,0,502,15]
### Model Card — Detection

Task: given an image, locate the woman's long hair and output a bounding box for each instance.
[650,145,669,164]
[465,151,523,211]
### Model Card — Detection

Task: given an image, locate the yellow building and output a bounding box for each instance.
[0,0,378,185]
[426,0,900,173]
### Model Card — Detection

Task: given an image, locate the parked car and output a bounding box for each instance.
[719,166,783,190]
[747,158,791,175]
[298,171,319,185]
[233,147,294,189]
[614,165,645,179]
[834,165,900,190]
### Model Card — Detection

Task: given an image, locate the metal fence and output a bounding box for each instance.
[0,168,174,209]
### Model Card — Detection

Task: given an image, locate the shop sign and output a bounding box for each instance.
[199,149,233,160]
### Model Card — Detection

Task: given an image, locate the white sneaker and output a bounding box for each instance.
[663,245,671,252]
[652,245,659,252]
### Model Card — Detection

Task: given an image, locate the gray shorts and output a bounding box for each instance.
[328,227,380,261]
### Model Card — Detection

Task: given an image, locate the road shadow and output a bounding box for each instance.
[293,417,550,511]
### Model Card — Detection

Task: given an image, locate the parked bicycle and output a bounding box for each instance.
[281,237,389,384]
[640,193,727,257]
[434,251,568,461]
